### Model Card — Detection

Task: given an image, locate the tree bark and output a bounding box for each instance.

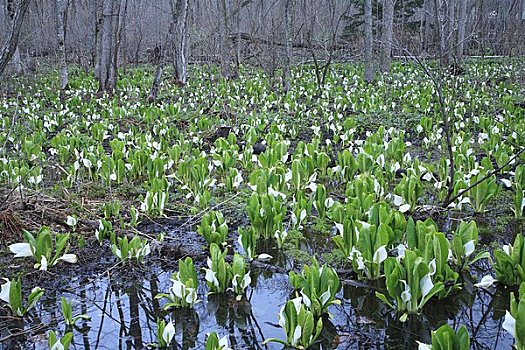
[107,0,127,91]
[364,0,374,83]
[380,0,395,72]
[456,0,467,59]
[522,0,525,20]
[0,0,31,77]
[93,0,102,78]
[172,0,189,84]
[282,0,292,92]
[55,0,68,96]
[98,0,113,93]
[217,0,231,78]
[446,0,456,62]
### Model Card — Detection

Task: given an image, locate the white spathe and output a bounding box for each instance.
[8,243,33,258]
[502,310,516,340]
[474,275,497,289]
[57,254,78,264]
[464,240,475,257]
[162,321,175,345]
[0,278,11,303]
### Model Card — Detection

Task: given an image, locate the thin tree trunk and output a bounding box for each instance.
[522,0,525,19]
[148,10,177,102]
[217,0,230,78]
[0,0,31,77]
[456,0,467,59]
[433,0,447,65]
[93,0,102,78]
[282,0,291,92]
[172,0,189,84]
[364,0,374,83]
[108,0,127,91]
[380,0,395,72]
[98,0,113,93]
[446,0,455,62]
[55,0,68,97]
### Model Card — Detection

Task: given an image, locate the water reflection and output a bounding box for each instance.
[0,264,516,350]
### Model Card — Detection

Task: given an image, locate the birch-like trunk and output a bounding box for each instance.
[456,0,467,59]
[282,0,292,92]
[364,0,374,83]
[0,0,31,77]
[380,0,395,73]
[55,0,68,94]
[446,0,455,63]
[98,0,113,92]
[107,0,127,91]
[172,0,189,84]
[217,0,231,78]
[93,0,102,78]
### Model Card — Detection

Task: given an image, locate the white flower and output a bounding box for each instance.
[335,223,344,236]
[300,290,312,308]
[428,259,436,276]
[392,195,404,207]
[291,296,303,314]
[319,289,332,306]
[256,253,273,261]
[416,341,432,350]
[474,275,497,289]
[400,280,411,303]
[396,244,406,261]
[57,254,78,264]
[0,278,11,303]
[500,178,512,188]
[162,321,175,345]
[39,255,48,271]
[399,204,411,213]
[66,216,77,227]
[502,310,516,340]
[292,325,302,346]
[170,279,184,299]
[463,240,475,257]
[51,342,65,350]
[373,246,388,264]
[419,274,434,299]
[204,269,219,288]
[8,243,33,258]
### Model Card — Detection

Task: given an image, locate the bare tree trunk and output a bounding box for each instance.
[108,0,127,91]
[93,0,102,78]
[55,0,68,97]
[364,0,374,83]
[148,6,178,102]
[0,0,31,77]
[446,0,455,62]
[148,45,163,103]
[380,0,395,72]
[522,0,525,19]
[456,0,467,59]
[282,0,291,92]
[433,0,447,65]
[172,0,189,84]
[217,0,231,78]
[98,0,113,93]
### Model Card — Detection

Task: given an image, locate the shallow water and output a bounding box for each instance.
[0,260,514,350]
